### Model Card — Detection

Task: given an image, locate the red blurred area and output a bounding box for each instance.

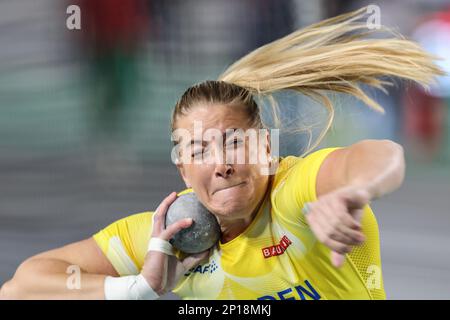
[76,0,150,51]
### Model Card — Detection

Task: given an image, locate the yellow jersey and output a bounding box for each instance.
[93,147,386,300]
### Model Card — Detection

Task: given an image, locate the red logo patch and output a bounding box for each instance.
[262,235,292,258]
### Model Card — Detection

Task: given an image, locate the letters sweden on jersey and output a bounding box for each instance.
[93,147,386,300]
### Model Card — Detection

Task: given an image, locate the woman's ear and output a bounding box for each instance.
[261,129,278,176]
[265,130,271,156]
[263,129,273,163]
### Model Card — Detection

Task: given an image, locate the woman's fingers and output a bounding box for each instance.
[305,208,327,241]
[300,211,352,268]
[335,223,365,244]
[323,237,352,254]
[160,218,193,241]
[314,222,353,254]
[328,208,365,244]
[307,201,365,246]
[304,187,372,269]
[322,200,362,231]
[307,214,349,253]
[331,251,346,268]
[331,204,365,244]
[333,204,362,230]
[305,205,354,252]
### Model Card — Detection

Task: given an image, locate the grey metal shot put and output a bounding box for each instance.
[165,192,221,254]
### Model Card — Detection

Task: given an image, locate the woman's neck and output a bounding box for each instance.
[219,215,256,244]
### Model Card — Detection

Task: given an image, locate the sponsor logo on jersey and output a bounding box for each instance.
[261,235,292,258]
[184,260,219,276]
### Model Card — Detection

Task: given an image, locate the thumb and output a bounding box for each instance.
[331,251,346,268]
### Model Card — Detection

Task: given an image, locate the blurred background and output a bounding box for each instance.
[0,0,449,299]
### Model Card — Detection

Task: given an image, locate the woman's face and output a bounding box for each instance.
[174,104,271,221]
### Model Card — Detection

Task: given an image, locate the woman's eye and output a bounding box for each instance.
[191,150,203,158]
[226,139,243,147]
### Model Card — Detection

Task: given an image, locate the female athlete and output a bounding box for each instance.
[0,7,443,300]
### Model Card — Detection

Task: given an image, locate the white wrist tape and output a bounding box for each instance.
[104,274,159,300]
[148,237,175,256]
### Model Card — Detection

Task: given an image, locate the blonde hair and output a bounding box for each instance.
[172,6,444,155]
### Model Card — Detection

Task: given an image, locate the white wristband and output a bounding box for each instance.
[104,274,159,300]
[148,237,175,256]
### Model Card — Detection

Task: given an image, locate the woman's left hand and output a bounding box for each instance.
[303,186,371,268]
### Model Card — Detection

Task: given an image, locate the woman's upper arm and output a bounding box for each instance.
[316,147,349,197]
[28,237,119,276]
[316,139,403,198]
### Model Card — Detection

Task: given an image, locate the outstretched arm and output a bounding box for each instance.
[305,139,405,267]
[317,139,405,200]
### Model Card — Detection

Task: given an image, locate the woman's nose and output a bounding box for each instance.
[215,163,234,178]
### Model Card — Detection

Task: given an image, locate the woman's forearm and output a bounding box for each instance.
[345,139,405,200]
[0,258,106,299]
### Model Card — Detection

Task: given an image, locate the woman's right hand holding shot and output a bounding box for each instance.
[139,192,210,296]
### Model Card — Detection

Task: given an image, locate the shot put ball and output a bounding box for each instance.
[165,192,221,254]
